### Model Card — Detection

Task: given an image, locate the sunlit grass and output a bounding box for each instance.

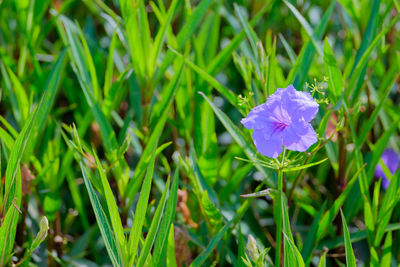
[0,0,399,266]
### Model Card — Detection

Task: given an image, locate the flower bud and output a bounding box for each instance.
[246,234,259,262]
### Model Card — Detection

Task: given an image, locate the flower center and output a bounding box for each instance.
[273,121,290,132]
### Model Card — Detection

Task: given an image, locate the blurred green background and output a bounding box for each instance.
[0,0,399,266]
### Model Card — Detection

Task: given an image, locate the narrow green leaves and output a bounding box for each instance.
[340,210,357,267]
[136,177,170,266]
[347,15,400,105]
[80,163,123,267]
[281,194,305,267]
[152,169,180,266]
[0,203,18,266]
[284,1,323,57]
[323,38,344,101]
[93,150,127,262]
[282,158,328,172]
[128,149,157,266]
[125,62,184,204]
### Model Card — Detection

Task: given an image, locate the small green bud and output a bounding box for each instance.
[31,216,49,252]
[246,234,259,262]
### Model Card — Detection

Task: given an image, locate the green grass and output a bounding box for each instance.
[0,0,399,266]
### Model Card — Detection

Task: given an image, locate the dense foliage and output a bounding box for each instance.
[0,0,399,266]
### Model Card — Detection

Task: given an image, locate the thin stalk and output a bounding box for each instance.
[275,147,285,267]
[288,126,341,204]
[275,169,284,267]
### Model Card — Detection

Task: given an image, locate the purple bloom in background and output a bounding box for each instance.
[241,85,319,158]
[374,149,399,190]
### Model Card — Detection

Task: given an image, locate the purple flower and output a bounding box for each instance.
[241,85,319,158]
[374,149,399,190]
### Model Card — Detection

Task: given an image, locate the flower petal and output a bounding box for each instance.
[252,130,283,158]
[241,103,273,130]
[283,120,317,152]
[374,149,399,188]
[282,85,319,122]
[381,149,399,174]
[381,177,390,190]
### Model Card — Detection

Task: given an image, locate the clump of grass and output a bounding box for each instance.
[0,0,399,266]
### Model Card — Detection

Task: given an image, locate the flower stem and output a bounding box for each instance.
[275,148,285,266]
[280,147,286,167]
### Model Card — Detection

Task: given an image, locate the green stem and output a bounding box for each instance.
[275,147,285,267]
[280,147,286,167]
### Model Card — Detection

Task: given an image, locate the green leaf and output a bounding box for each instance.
[0,204,18,265]
[316,165,365,241]
[137,177,170,266]
[80,163,123,267]
[374,171,400,246]
[366,117,400,184]
[287,1,335,88]
[380,231,392,267]
[340,210,356,267]
[234,3,260,62]
[5,66,29,125]
[370,247,379,266]
[348,0,380,101]
[201,190,223,231]
[190,219,233,267]
[61,18,119,153]
[155,0,214,83]
[301,201,327,264]
[282,158,328,172]
[29,216,49,252]
[167,225,177,267]
[323,38,344,101]
[128,147,157,266]
[152,169,180,266]
[169,48,243,115]
[206,3,270,76]
[29,51,66,151]
[281,193,305,267]
[104,31,118,97]
[279,34,297,64]
[347,15,400,106]
[93,150,127,262]
[125,62,184,205]
[149,0,179,76]
[317,252,327,267]
[190,183,264,266]
[317,223,400,250]
[284,1,323,57]
[77,27,101,102]
[356,64,399,148]
[3,103,40,212]
[138,1,151,75]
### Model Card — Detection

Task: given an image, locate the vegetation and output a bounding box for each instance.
[0,0,399,266]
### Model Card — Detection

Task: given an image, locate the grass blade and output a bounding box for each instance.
[282,158,328,172]
[93,150,127,262]
[380,231,392,267]
[284,1,323,57]
[286,1,335,88]
[80,163,123,266]
[137,177,170,266]
[347,15,400,105]
[340,210,357,267]
[128,148,157,266]
[323,38,344,101]
[152,169,180,266]
[155,0,213,83]
[125,62,183,204]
